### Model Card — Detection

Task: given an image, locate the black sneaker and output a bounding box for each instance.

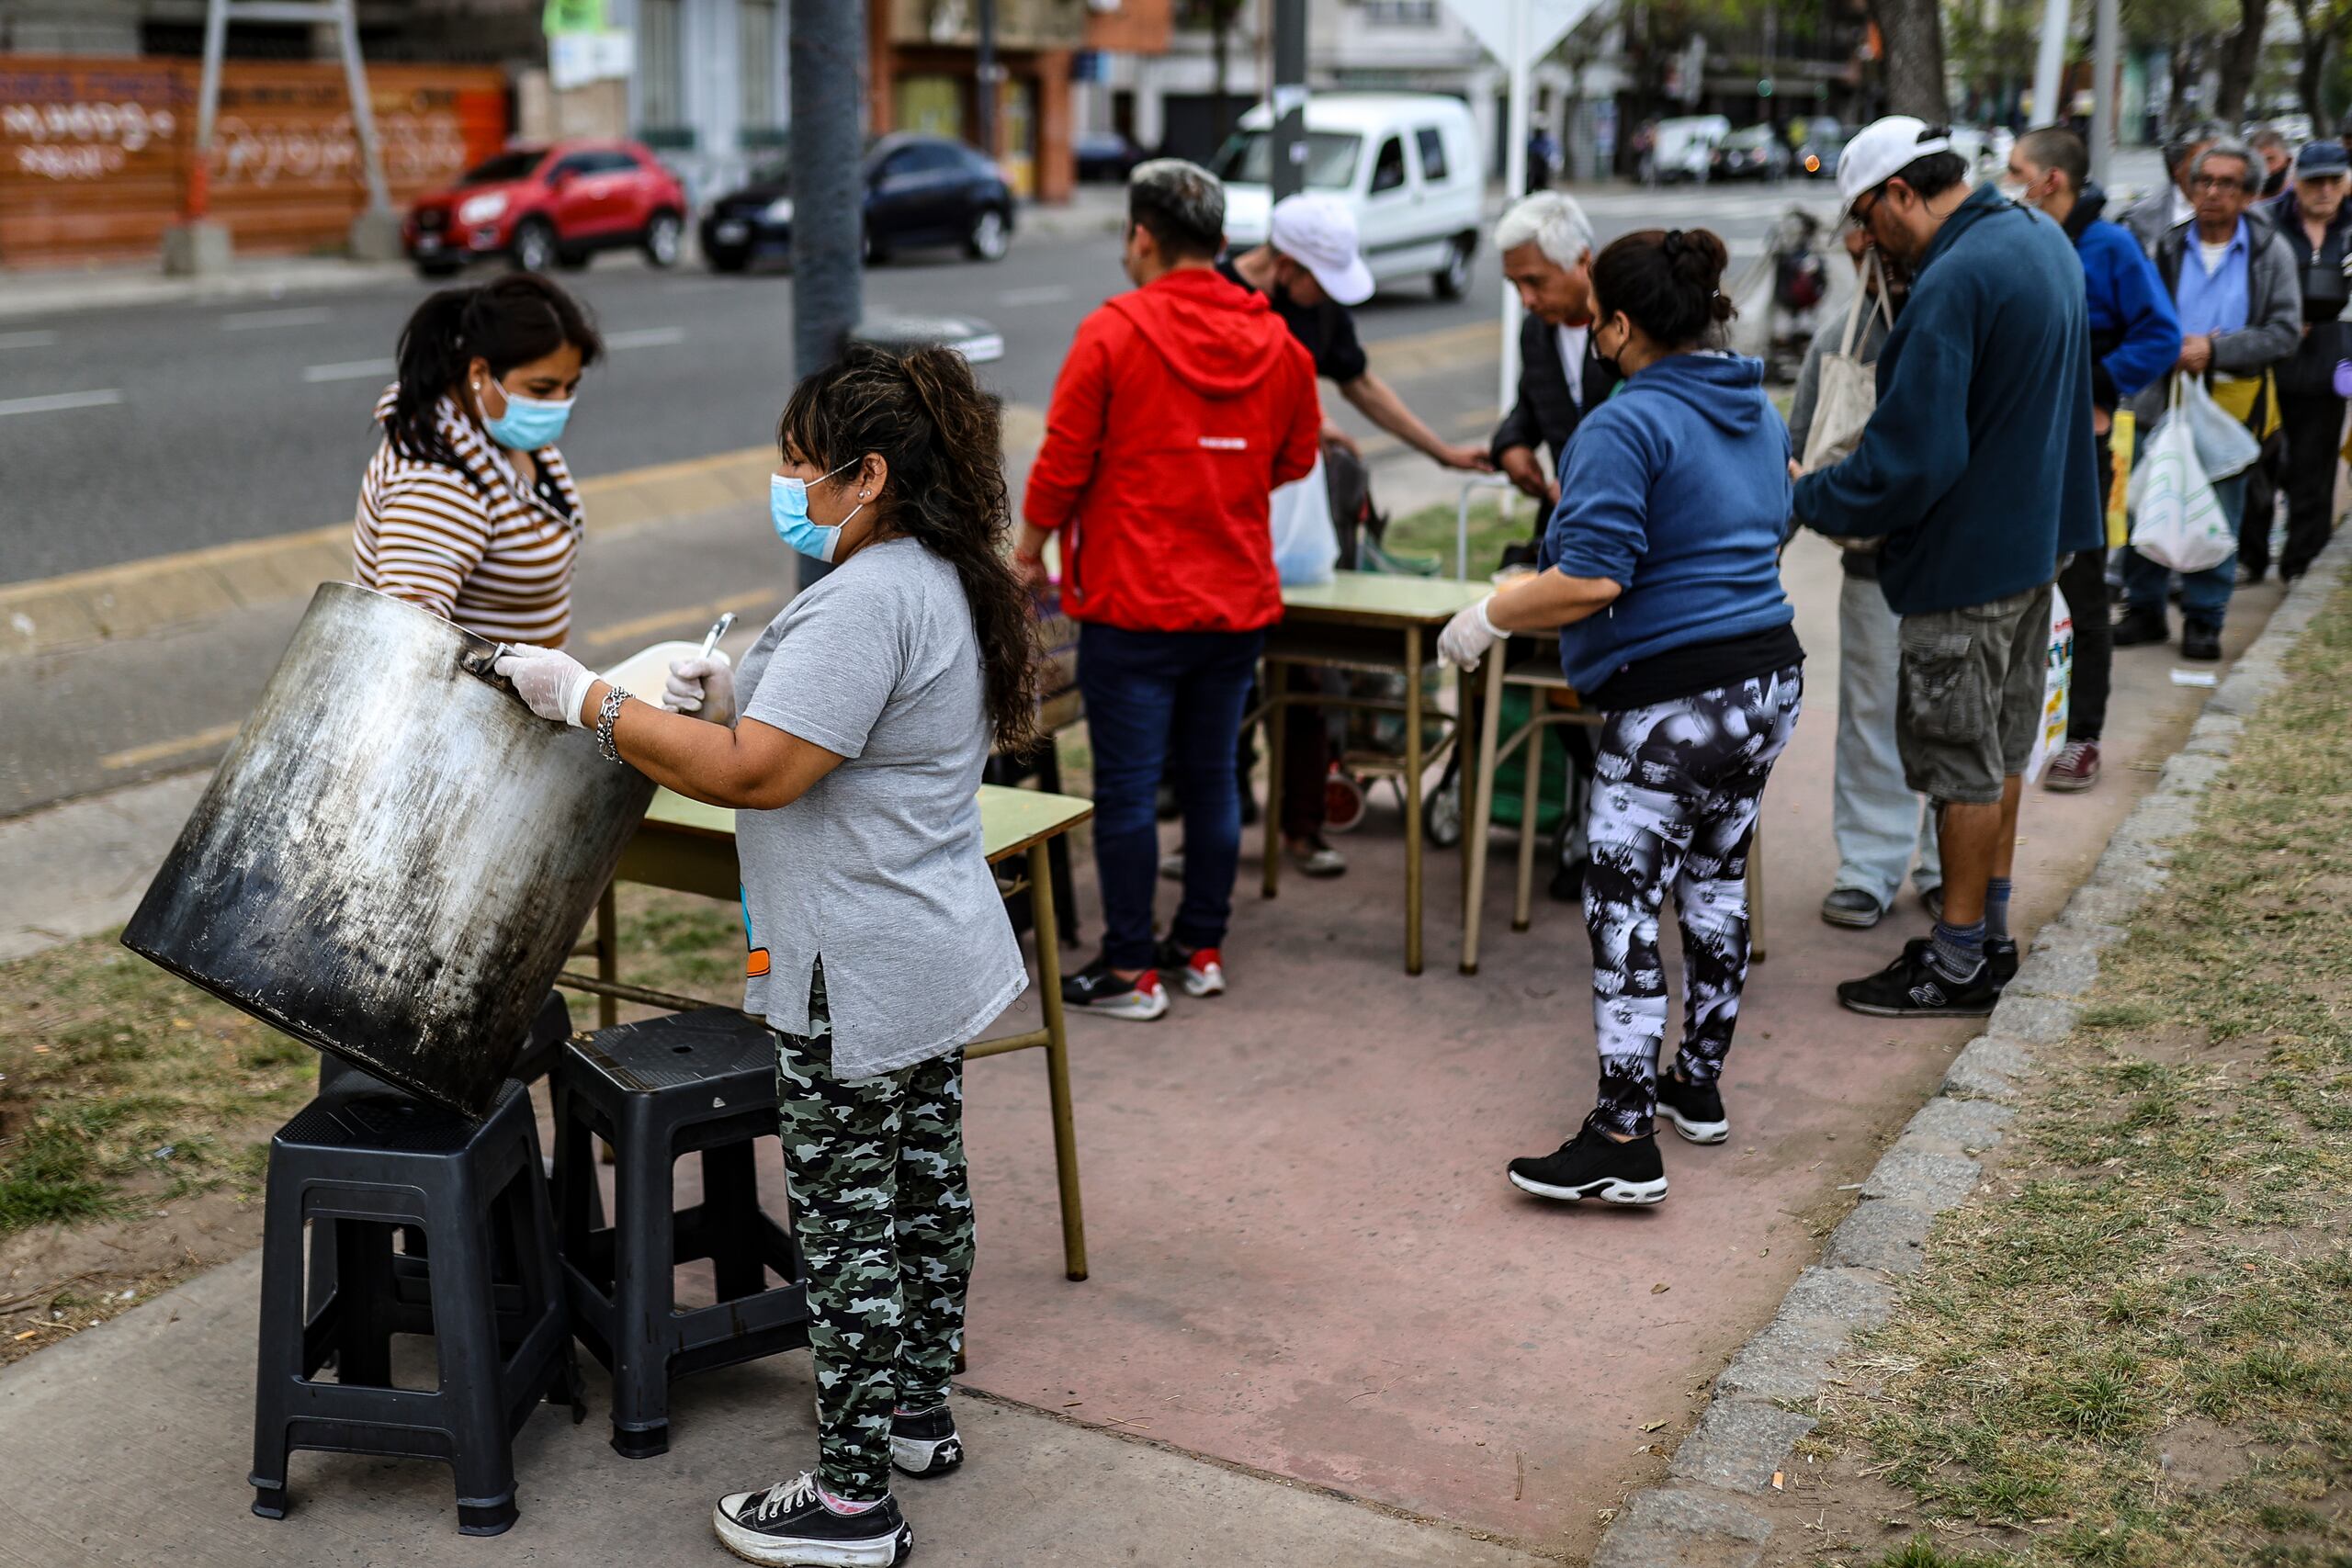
[1656,1074,1728,1144]
[1838,944,2000,1018]
[2180,622,2222,661]
[1901,934,2018,990]
[1061,957,1170,1021]
[1153,937,1227,998]
[712,1472,911,1567]
[2112,605,2170,648]
[1507,1115,1668,1205]
[890,1404,964,1478]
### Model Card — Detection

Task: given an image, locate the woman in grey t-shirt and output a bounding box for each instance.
[494,344,1041,1567]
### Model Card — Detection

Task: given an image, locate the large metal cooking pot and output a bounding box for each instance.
[123,582,655,1117]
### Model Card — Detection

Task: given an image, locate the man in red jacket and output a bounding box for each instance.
[1016,158,1322,1020]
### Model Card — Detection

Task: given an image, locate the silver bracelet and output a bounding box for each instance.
[595,684,631,764]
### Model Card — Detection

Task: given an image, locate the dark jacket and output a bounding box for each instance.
[2130,207,2301,429]
[1489,311,1621,477]
[2270,195,2352,399]
[1792,186,2103,612]
[1544,352,1794,694]
[2063,183,2182,412]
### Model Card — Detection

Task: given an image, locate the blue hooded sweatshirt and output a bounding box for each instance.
[1792,185,2103,612]
[1542,352,1795,697]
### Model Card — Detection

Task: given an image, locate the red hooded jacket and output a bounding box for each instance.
[1023,265,1321,633]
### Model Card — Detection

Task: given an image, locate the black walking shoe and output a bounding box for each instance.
[1507,1116,1668,1204]
[889,1404,964,1478]
[1656,1074,1729,1144]
[1901,934,2018,990]
[2112,606,2171,648]
[2181,622,2223,661]
[1061,957,1170,1021]
[1838,945,2000,1018]
[712,1473,911,1567]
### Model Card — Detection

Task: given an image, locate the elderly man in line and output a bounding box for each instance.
[2117,139,2300,661]
[1489,191,1623,536]
[2254,140,2352,585]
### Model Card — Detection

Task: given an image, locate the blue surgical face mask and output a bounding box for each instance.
[481,378,574,450]
[771,458,866,562]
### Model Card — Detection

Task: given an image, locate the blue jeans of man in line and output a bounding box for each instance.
[2121,470,2246,629]
[1076,623,1268,971]
[1833,571,1942,908]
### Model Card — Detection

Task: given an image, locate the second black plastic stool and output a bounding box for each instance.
[553,1007,810,1457]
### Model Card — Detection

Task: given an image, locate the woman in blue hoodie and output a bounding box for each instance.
[1440,228,1803,1207]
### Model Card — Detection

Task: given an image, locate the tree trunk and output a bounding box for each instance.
[2167,39,2198,125]
[2214,0,2269,121]
[1871,0,1951,120]
[2298,17,2332,123]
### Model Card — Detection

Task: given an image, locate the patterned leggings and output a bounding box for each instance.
[775,964,975,1502]
[1584,665,1804,1138]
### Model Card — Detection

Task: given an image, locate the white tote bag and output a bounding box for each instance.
[2023,586,2075,785]
[1800,251,1893,475]
[1269,449,1339,586]
[2128,379,2234,574]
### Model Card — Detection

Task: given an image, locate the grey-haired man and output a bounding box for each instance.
[1490,192,1623,522]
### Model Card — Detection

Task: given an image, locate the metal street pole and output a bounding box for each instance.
[790,0,867,584]
[977,0,999,164]
[1498,0,1530,431]
[1271,0,1308,200]
[2089,0,2120,183]
[2029,0,2069,126]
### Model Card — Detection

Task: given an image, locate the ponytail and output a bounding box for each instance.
[1590,227,1736,351]
[386,273,605,471]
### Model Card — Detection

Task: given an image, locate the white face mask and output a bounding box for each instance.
[1997,177,2032,206]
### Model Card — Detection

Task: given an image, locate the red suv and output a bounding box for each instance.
[405,141,688,278]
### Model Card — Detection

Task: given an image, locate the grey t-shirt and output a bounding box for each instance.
[734,536,1025,1078]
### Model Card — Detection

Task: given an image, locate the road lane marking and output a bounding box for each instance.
[101,720,242,772]
[995,284,1073,307]
[605,326,686,349]
[0,389,122,417]
[0,330,59,350]
[221,306,333,331]
[301,357,397,383]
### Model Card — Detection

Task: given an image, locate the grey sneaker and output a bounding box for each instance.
[1819,887,1884,929]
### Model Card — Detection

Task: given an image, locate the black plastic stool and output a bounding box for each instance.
[252,1078,578,1536]
[552,1007,810,1457]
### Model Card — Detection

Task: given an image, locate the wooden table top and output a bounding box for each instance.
[640,784,1093,866]
[1278,570,1492,628]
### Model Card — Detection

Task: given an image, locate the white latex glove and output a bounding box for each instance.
[1438,595,1510,671]
[663,650,736,725]
[492,646,597,727]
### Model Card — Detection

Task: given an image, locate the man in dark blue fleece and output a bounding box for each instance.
[1793,116,2102,1021]
[2006,125,2182,795]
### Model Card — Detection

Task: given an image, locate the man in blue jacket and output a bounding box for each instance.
[1793,117,2102,1021]
[2006,125,2182,794]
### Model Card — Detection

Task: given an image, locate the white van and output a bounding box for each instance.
[1211,94,1486,299]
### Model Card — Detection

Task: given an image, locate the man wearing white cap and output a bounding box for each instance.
[1216,192,1492,878]
[1790,116,2100,1021]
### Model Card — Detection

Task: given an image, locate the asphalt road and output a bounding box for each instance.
[0,181,1837,586]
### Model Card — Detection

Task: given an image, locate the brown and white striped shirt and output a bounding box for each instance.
[353,384,584,647]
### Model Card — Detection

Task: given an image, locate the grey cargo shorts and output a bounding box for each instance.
[1895,581,2053,807]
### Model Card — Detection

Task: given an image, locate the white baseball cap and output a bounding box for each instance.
[1268,193,1375,306]
[1837,116,1954,209]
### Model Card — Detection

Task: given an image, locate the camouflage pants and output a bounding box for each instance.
[775,963,974,1502]
[1585,664,1803,1138]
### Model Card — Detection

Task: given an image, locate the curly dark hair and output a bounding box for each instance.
[777,343,1043,754]
[387,273,603,476]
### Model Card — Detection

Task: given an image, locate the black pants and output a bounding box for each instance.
[2273,391,2346,581]
[2240,427,2284,573]
[2058,547,2112,743]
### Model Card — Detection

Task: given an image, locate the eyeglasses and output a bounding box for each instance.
[2188,175,2246,194]
[1847,187,1883,231]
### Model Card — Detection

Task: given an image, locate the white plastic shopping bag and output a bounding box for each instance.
[1269,450,1339,586]
[2177,372,2262,480]
[2128,386,2234,574]
[2023,587,2074,785]
[1801,250,1892,475]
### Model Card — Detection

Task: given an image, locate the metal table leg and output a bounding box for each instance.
[1460,651,1506,975]
[1403,625,1424,975]
[1029,841,1088,1281]
[594,884,619,1030]
[1747,822,1769,964]
[1261,660,1283,902]
[1513,725,1545,934]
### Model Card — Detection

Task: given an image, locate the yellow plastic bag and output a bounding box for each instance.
[2106,410,2134,550]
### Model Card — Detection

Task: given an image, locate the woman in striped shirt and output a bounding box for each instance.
[354,274,605,647]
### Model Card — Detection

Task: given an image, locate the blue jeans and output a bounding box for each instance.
[2122,471,2245,629]
[1077,623,1267,970]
